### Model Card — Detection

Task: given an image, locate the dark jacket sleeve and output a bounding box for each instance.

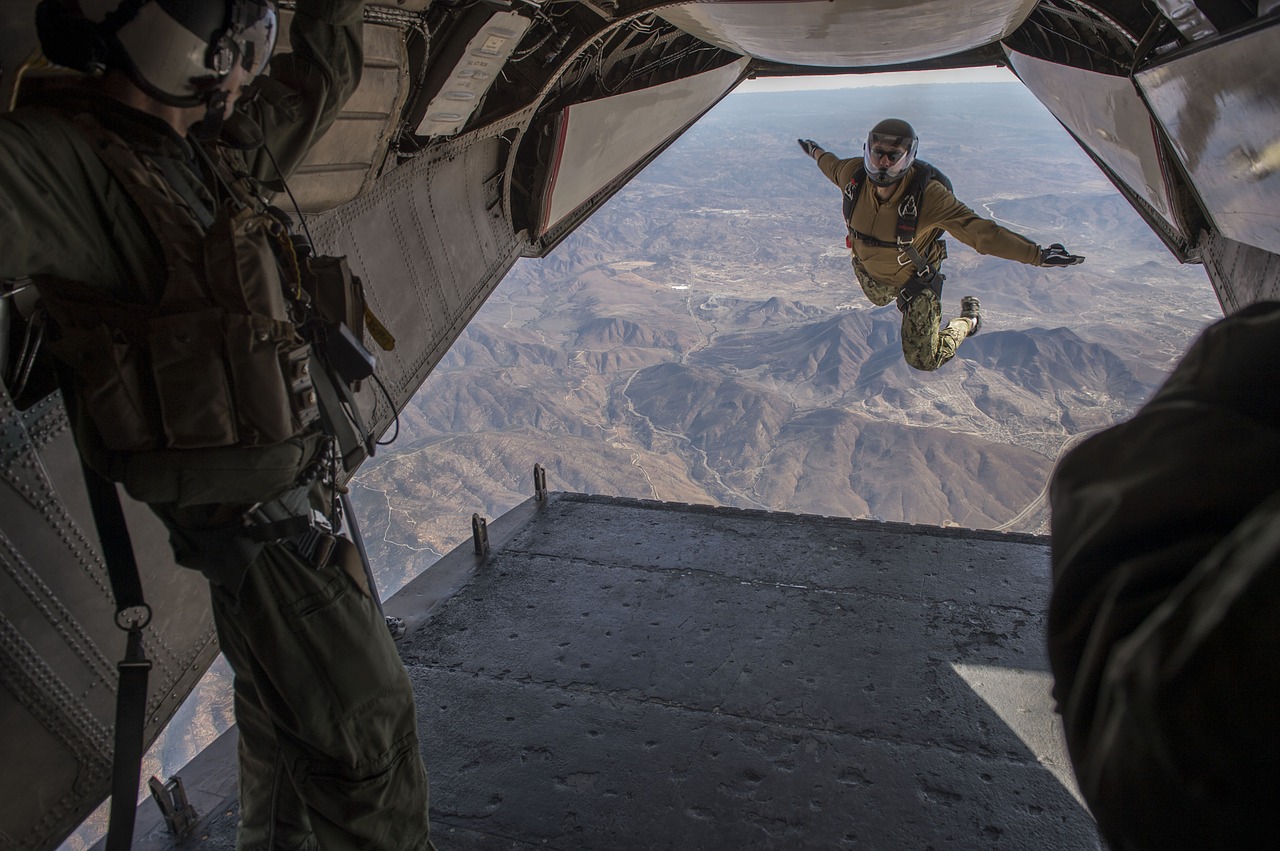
[241,0,365,186]
[1048,300,1280,849]
[0,108,141,287]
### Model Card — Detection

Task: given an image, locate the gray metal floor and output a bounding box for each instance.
[122,492,1102,850]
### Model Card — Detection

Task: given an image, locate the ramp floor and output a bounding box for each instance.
[119,493,1101,849]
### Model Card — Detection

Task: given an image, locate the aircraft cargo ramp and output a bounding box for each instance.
[114,492,1101,850]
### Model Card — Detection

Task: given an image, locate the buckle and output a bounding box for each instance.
[295,527,338,568]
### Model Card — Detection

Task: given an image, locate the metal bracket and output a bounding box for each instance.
[472,513,490,556]
[148,775,198,840]
[533,463,547,501]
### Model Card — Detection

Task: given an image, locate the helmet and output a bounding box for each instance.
[36,1,278,108]
[862,118,919,186]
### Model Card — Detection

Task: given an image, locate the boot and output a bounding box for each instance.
[960,296,981,336]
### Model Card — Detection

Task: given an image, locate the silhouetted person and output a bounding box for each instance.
[799,119,1083,371]
[1,1,431,847]
[1049,301,1280,850]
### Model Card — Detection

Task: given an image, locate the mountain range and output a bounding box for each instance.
[350,84,1220,597]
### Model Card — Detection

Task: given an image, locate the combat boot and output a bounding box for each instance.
[961,296,981,336]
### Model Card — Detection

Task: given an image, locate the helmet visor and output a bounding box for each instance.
[864,129,917,184]
[238,2,279,78]
[867,133,910,165]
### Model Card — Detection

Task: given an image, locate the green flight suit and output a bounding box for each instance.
[0,2,432,848]
[814,152,1044,371]
[1048,301,1280,850]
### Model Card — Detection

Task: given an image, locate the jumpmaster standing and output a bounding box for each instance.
[0,1,432,847]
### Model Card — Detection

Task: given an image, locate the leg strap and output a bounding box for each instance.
[896,272,945,313]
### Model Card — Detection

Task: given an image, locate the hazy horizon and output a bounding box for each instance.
[734,67,1019,94]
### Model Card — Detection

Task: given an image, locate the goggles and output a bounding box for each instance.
[869,146,908,163]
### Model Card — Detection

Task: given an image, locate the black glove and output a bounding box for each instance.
[1041,243,1085,266]
[797,138,823,159]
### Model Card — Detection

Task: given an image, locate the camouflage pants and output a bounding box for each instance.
[854,262,972,372]
[209,541,432,851]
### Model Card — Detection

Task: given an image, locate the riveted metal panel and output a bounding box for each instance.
[0,388,218,851]
[1201,229,1280,314]
[274,11,411,213]
[308,133,523,439]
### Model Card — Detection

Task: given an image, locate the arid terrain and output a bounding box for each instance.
[349,82,1219,597]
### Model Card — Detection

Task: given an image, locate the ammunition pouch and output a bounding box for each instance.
[302,254,364,342]
[40,190,323,454]
[34,112,391,507]
[47,310,317,452]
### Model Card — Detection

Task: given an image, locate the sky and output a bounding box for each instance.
[734,66,1018,94]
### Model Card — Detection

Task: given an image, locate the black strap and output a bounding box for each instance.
[81,457,145,611]
[847,227,898,250]
[81,462,153,851]
[895,271,945,313]
[108,629,152,851]
[244,513,314,543]
[57,364,152,851]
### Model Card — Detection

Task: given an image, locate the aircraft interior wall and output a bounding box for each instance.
[4,2,1280,848]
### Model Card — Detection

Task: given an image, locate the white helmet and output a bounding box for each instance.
[37,0,278,107]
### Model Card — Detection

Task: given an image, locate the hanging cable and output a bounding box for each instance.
[372,371,401,447]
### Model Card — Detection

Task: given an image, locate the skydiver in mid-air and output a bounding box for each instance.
[798,119,1084,371]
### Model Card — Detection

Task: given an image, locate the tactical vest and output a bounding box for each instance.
[842,159,953,279]
[37,112,363,506]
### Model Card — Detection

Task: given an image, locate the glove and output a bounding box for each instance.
[797,138,823,159]
[1041,243,1085,266]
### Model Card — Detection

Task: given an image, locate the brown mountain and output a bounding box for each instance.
[348,84,1220,591]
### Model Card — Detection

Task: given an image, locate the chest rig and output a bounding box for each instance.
[38,112,380,504]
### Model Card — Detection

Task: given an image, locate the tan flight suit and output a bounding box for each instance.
[0,2,432,848]
[1048,301,1280,850]
[814,153,1044,371]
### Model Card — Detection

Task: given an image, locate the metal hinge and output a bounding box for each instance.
[148,775,199,840]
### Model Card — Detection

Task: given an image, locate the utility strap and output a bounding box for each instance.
[81,454,152,851]
[847,227,898,249]
[898,242,933,278]
[895,271,945,313]
[244,514,314,543]
[108,629,152,851]
[58,362,152,851]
